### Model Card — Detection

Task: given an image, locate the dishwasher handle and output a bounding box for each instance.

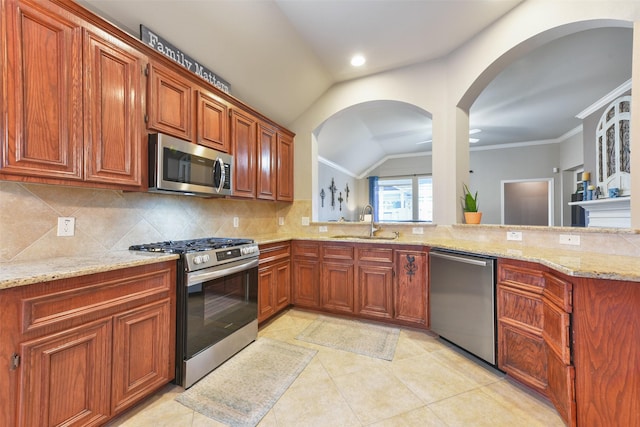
[430,251,490,267]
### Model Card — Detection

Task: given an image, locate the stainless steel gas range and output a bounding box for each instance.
[129,237,259,388]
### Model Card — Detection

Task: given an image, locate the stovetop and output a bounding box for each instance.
[129,237,254,254]
[129,237,260,272]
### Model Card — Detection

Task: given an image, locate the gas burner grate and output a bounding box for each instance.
[129,237,254,254]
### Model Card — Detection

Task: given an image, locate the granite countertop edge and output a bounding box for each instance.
[1,234,638,290]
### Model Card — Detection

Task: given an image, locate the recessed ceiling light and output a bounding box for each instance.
[469,128,482,135]
[469,138,479,143]
[350,54,366,67]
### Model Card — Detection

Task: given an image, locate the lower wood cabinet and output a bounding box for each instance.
[497,258,575,427]
[0,261,176,427]
[258,241,291,322]
[291,240,428,328]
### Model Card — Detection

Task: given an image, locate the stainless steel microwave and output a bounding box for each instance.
[148,133,233,197]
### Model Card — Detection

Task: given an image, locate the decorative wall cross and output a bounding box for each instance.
[338,192,344,211]
[320,188,325,207]
[328,178,337,210]
[344,183,350,203]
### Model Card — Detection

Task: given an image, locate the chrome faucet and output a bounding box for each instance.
[362,204,379,237]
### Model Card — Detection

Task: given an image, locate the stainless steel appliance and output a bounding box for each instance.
[148,133,233,197]
[429,249,497,366]
[129,237,259,388]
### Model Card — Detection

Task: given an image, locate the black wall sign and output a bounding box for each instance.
[141,25,231,94]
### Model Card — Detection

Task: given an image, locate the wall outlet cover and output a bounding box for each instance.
[412,227,424,235]
[301,217,310,226]
[506,231,523,241]
[57,217,75,237]
[278,217,285,226]
[318,226,328,233]
[233,217,239,227]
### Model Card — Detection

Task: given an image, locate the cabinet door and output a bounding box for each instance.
[2,0,83,180]
[196,90,229,152]
[394,250,427,325]
[292,259,320,308]
[276,132,294,201]
[112,299,172,414]
[147,62,193,141]
[230,109,257,198]
[19,318,112,427]
[357,264,393,319]
[274,260,291,311]
[84,29,145,187]
[321,261,354,313]
[547,343,577,426]
[258,264,276,322]
[257,122,277,200]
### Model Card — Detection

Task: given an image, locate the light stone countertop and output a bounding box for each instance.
[1,234,638,291]
[0,251,179,290]
[254,234,640,283]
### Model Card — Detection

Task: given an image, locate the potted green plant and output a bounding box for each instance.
[462,183,482,224]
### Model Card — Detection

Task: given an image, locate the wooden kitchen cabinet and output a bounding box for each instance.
[356,245,394,320]
[498,258,576,427]
[196,89,230,152]
[291,241,321,309]
[394,248,428,326]
[83,28,145,187]
[257,121,278,200]
[497,259,547,394]
[276,131,295,201]
[0,261,176,427]
[147,61,193,141]
[1,0,145,189]
[321,243,355,314]
[258,241,291,322]
[230,108,258,198]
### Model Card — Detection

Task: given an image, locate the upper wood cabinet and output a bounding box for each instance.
[230,108,257,198]
[277,131,294,201]
[1,0,146,189]
[257,121,277,200]
[2,0,84,180]
[196,89,230,152]
[146,61,193,141]
[83,29,145,187]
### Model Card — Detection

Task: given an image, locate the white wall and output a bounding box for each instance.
[317,162,359,221]
[291,1,640,227]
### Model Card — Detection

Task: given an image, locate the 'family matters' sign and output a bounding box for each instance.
[141,25,231,94]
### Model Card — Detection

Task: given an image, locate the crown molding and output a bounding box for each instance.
[575,78,632,119]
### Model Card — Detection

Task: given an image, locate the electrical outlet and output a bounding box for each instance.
[412,227,424,235]
[301,217,310,226]
[233,217,239,228]
[319,226,328,233]
[506,231,522,241]
[559,234,580,246]
[57,217,75,237]
[278,217,285,226]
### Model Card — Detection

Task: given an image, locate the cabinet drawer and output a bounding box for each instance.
[499,262,545,291]
[543,299,572,364]
[21,263,174,335]
[543,273,572,313]
[292,241,320,258]
[259,242,291,264]
[357,246,393,263]
[497,285,543,332]
[322,244,355,261]
[498,323,548,395]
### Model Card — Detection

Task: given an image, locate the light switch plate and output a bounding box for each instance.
[57,217,75,236]
[278,217,285,226]
[233,217,239,227]
[412,227,424,235]
[301,217,310,226]
[319,226,328,233]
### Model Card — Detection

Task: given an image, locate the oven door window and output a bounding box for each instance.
[186,268,257,359]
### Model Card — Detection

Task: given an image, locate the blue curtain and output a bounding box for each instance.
[368,176,379,222]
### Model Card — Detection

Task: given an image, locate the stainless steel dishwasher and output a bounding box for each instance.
[429,249,497,366]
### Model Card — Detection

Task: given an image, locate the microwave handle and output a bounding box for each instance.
[216,158,226,193]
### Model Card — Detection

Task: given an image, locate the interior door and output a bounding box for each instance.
[502,179,554,226]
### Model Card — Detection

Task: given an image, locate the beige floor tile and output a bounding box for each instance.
[315,345,389,378]
[332,366,424,425]
[428,345,504,386]
[428,383,564,427]
[368,405,448,427]
[272,374,360,426]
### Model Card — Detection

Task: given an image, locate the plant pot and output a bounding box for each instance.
[464,212,482,224]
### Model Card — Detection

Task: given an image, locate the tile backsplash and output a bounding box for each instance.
[0,182,293,262]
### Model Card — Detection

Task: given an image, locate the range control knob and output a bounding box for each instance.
[201,254,210,263]
[193,255,203,265]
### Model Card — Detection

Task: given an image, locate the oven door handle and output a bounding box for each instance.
[186,258,259,287]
